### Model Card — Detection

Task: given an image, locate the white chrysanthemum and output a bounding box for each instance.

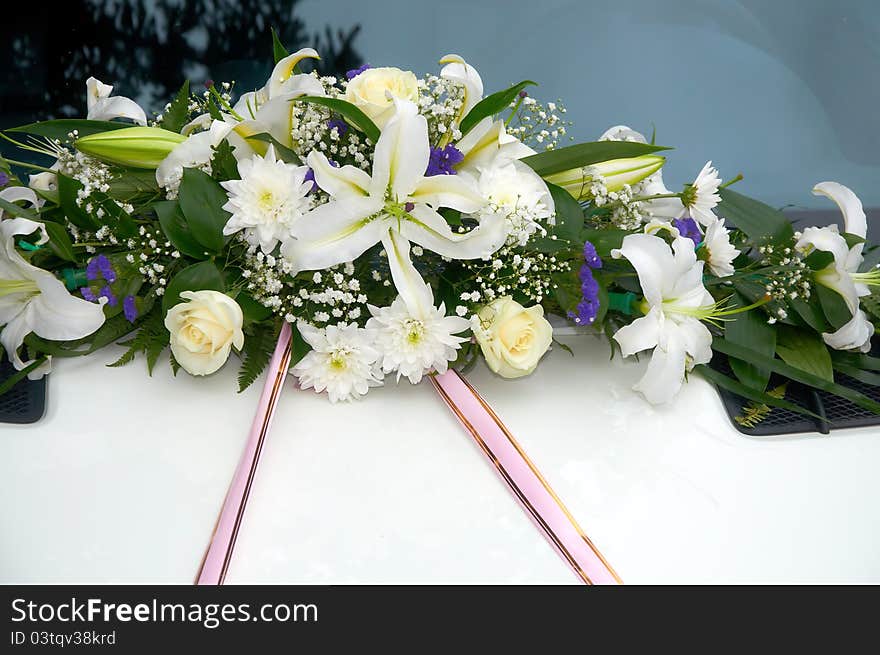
[221,146,313,254]
[475,159,554,247]
[291,322,383,402]
[703,216,740,277]
[683,161,722,226]
[367,295,471,384]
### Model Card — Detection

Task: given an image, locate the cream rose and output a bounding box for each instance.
[344,67,420,128]
[164,290,244,376]
[474,297,553,378]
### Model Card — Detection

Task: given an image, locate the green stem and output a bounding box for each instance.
[4,158,54,173]
[208,85,244,121]
[631,192,681,202]
[720,173,743,189]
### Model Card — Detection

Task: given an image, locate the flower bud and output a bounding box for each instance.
[546,154,665,200]
[75,126,187,169]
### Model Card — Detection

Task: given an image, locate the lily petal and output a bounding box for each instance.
[268,48,321,98]
[611,233,674,307]
[633,326,688,404]
[371,98,429,200]
[306,151,371,199]
[382,229,433,318]
[439,54,484,122]
[283,197,386,271]
[822,310,874,353]
[403,204,506,260]
[813,181,867,241]
[612,307,662,357]
[409,174,486,213]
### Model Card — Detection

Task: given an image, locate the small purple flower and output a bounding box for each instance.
[0,172,9,187]
[575,298,599,325]
[80,287,98,302]
[123,295,138,323]
[571,265,601,325]
[426,144,464,177]
[518,90,528,99]
[328,118,348,136]
[404,202,415,213]
[99,285,118,307]
[86,254,116,283]
[673,217,702,246]
[582,241,602,269]
[581,271,599,298]
[304,168,317,193]
[346,63,371,80]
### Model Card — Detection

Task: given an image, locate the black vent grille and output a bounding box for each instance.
[0,358,47,424]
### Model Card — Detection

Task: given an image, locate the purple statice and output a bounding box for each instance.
[304,168,317,193]
[426,144,464,177]
[346,63,371,80]
[99,285,118,307]
[123,295,138,323]
[582,241,602,269]
[569,262,601,325]
[0,171,9,187]
[86,254,116,283]
[80,287,98,302]
[673,217,702,246]
[328,118,348,136]
[404,202,415,213]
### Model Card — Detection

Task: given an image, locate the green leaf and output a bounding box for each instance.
[162,260,225,313]
[775,326,834,382]
[0,196,40,220]
[42,221,77,262]
[154,200,210,259]
[57,174,99,230]
[7,119,130,141]
[697,364,821,421]
[521,141,669,177]
[815,284,852,330]
[210,139,239,181]
[108,309,169,374]
[290,322,311,367]
[711,338,880,414]
[159,80,191,133]
[546,182,583,242]
[271,27,289,64]
[25,312,142,358]
[237,292,273,324]
[177,168,231,253]
[294,96,380,143]
[244,133,302,164]
[832,361,880,387]
[832,352,880,371]
[725,293,776,391]
[803,250,834,271]
[237,323,279,392]
[842,232,866,250]
[458,80,536,136]
[716,187,794,243]
[580,228,628,256]
[789,297,828,333]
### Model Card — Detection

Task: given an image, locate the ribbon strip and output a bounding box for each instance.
[195,322,294,585]
[430,369,622,585]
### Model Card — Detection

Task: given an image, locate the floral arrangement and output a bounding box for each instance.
[2,34,880,418]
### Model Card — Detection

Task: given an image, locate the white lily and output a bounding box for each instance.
[439,54,483,127]
[86,77,147,125]
[796,181,875,352]
[455,117,535,175]
[611,233,715,404]
[282,98,503,316]
[1,192,106,376]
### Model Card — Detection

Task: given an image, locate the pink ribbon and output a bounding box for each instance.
[430,369,621,585]
[195,322,294,585]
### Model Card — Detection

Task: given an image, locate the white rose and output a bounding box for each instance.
[344,67,420,128]
[164,290,244,376]
[474,297,553,378]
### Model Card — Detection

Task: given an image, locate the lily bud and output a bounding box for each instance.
[75,127,187,169]
[546,154,665,200]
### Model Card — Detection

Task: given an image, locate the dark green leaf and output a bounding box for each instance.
[521,141,669,177]
[162,260,225,313]
[7,119,130,141]
[24,312,141,358]
[177,168,231,253]
[154,200,210,259]
[295,96,380,143]
[244,133,302,164]
[0,197,40,220]
[57,175,99,230]
[271,27,289,63]
[546,182,583,242]
[789,297,828,333]
[832,361,880,387]
[237,323,279,392]
[42,221,77,262]
[712,338,880,414]
[697,364,821,421]
[716,187,794,243]
[842,232,866,250]
[803,250,834,271]
[832,352,880,371]
[725,292,776,391]
[580,228,628,256]
[775,325,834,382]
[237,292,273,324]
[815,284,852,330]
[210,139,239,181]
[459,80,536,136]
[289,322,311,367]
[0,357,48,397]
[159,80,191,133]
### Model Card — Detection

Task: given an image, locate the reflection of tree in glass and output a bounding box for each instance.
[3,0,362,120]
